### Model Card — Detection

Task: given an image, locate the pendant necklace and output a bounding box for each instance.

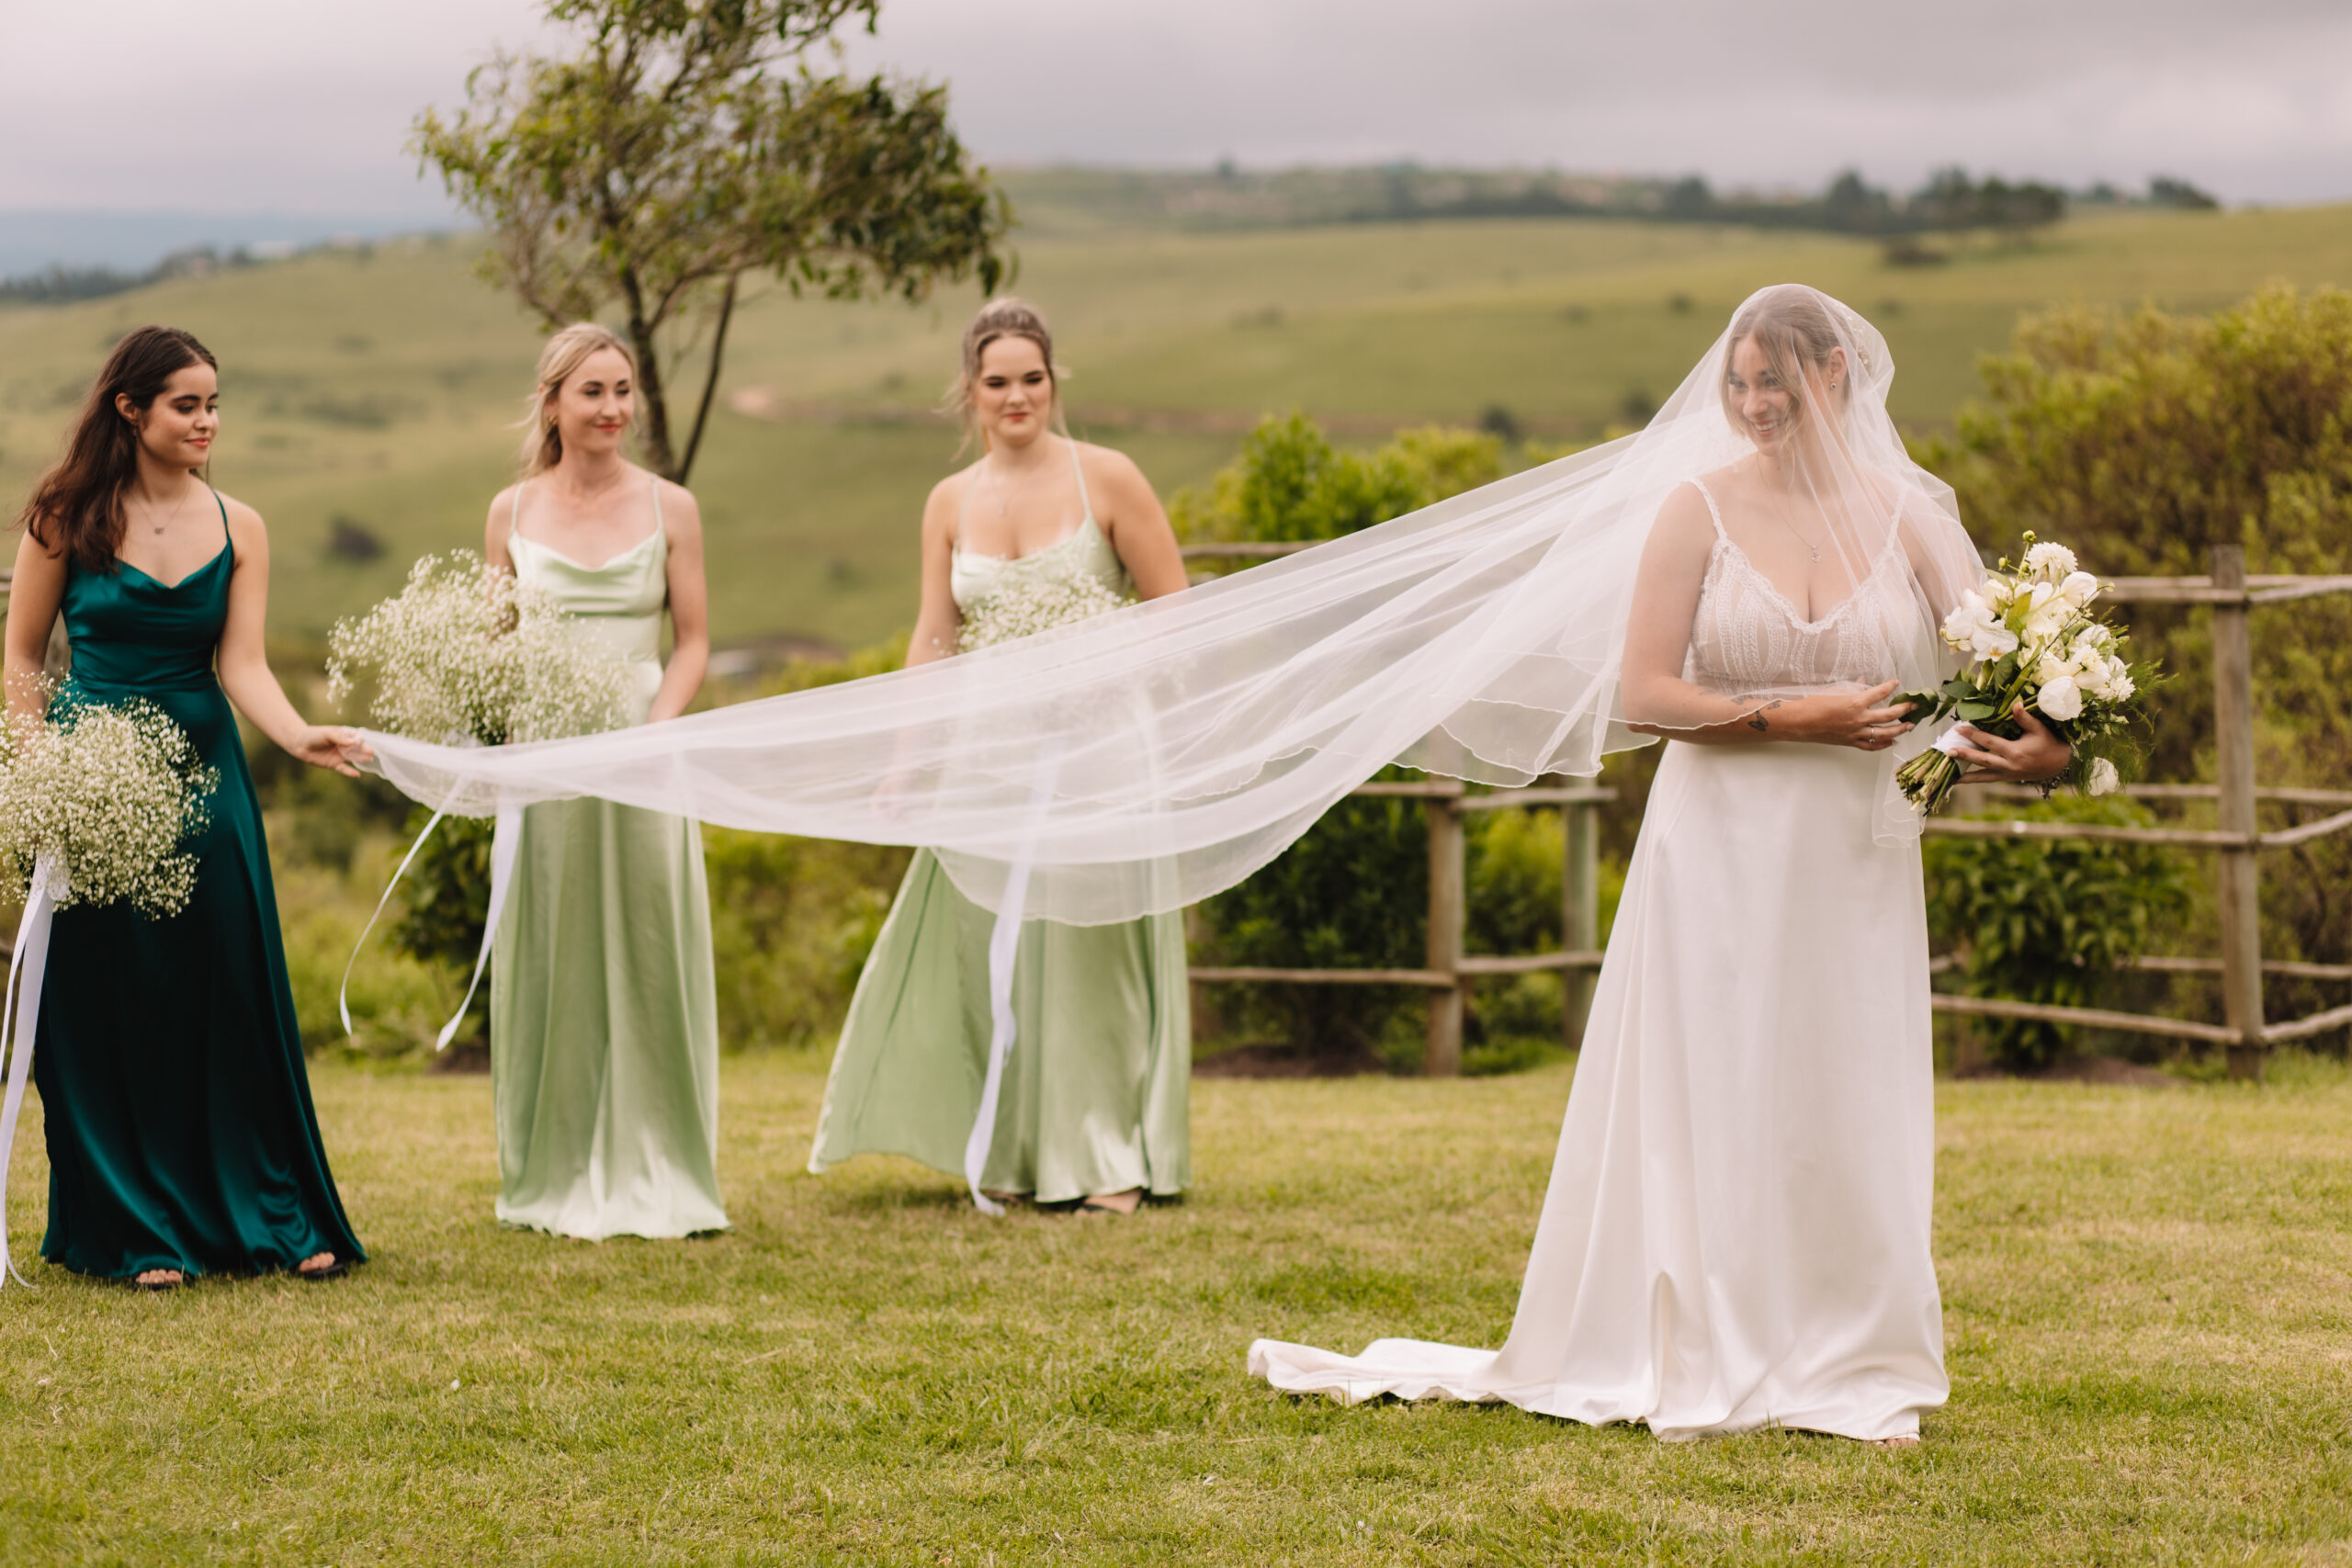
[1763,481,1825,563]
[148,480,202,537]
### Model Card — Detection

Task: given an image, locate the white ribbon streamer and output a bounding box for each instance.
[0,858,62,1288]
[338,808,444,1036]
[435,804,521,1053]
[336,804,522,1052]
[962,742,1064,1216]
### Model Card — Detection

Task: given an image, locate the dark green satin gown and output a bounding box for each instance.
[30,501,364,1280]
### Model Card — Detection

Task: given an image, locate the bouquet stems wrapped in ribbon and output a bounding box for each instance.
[1893,536,2157,815]
[0,692,219,1285]
[326,550,636,1048]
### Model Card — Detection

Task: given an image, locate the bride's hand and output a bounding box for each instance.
[1951,702,2071,784]
[1762,680,1913,750]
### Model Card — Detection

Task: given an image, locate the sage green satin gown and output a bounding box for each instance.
[488,481,727,1239]
[810,482,1191,1203]
[32,496,364,1279]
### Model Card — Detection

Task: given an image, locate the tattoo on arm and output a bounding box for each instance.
[1746,700,1783,734]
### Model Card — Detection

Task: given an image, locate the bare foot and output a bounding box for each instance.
[1871,1435,1921,1450]
[1079,1188,1143,1216]
[131,1268,185,1288]
[296,1252,339,1278]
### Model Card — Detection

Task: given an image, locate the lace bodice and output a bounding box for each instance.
[1683,479,1915,696]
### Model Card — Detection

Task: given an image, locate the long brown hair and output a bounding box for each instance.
[18,326,218,573]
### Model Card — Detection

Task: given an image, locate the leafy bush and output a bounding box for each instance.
[1196,767,1429,1066]
[1182,415,1632,1072]
[1169,414,1504,546]
[1912,285,2352,1036]
[1924,795,2193,1072]
[703,829,909,1050]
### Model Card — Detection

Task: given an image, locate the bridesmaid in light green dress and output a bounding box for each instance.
[810,299,1193,1213]
[481,323,725,1240]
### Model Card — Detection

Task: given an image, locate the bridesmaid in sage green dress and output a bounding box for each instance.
[481,323,724,1241]
[6,326,366,1288]
[810,299,1193,1213]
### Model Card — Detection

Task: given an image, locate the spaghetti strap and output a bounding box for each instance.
[208,485,229,544]
[1688,478,1729,541]
[1067,437,1094,525]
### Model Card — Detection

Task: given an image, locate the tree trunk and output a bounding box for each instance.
[616,267,679,480]
[676,272,740,486]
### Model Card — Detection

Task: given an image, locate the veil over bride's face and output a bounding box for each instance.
[1723,331,1849,461]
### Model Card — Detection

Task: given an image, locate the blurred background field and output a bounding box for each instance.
[5,191,2349,656]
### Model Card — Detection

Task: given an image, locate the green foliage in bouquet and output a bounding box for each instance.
[1894,535,2162,813]
[1925,795,2193,1072]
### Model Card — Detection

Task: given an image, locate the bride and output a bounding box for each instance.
[1249,286,2067,1444]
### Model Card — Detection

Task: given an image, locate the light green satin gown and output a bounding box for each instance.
[489,479,728,1239]
[810,458,1191,1203]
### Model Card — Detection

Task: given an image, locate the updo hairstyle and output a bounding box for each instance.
[944,298,1066,451]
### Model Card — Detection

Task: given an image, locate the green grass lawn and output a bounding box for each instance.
[4,204,2348,655]
[2,1050,2347,1563]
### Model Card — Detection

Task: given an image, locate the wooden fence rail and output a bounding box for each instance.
[1184,539,2352,1080]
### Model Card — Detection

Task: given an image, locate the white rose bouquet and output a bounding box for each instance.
[327,551,635,745]
[0,692,220,919]
[1893,536,2155,815]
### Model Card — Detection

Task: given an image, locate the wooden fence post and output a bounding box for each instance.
[1563,793,1599,1050]
[2211,544,2267,1080]
[1425,784,1465,1077]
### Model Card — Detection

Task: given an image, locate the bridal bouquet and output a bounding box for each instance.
[957,574,1134,653]
[1893,536,2154,815]
[0,691,218,918]
[328,551,635,744]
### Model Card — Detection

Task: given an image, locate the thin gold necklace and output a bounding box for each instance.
[143,479,205,538]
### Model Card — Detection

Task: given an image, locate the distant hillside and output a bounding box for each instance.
[0,202,2344,658]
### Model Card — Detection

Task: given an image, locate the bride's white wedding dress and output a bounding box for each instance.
[1249,477,1949,1443]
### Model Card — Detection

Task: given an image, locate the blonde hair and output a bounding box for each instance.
[944,298,1067,453]
[520,322,638,476]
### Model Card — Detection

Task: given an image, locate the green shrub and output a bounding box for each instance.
[1912,286,2352,1016]
[1169,414,1504,546]
[703,829,910,1050]
[1196,767,1429,1066]
[1924,795,2193,1072]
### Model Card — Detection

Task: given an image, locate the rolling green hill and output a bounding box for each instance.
[3,203,2347,654]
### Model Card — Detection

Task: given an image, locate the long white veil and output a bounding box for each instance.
[364,285,1983,924]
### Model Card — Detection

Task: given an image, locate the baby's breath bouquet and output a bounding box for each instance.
[1893,536,2158,815]
[0,692,219,918]
[957,574,1134,653]
[328,551,635,744]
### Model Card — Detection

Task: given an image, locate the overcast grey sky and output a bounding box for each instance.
[3,0,2346,222]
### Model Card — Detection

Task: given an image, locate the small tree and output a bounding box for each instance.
[413,0,1009,482]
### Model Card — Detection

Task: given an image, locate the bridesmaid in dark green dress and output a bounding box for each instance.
[6,327,367,1289]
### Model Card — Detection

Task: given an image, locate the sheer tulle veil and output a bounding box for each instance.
[364,285,1983,924]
